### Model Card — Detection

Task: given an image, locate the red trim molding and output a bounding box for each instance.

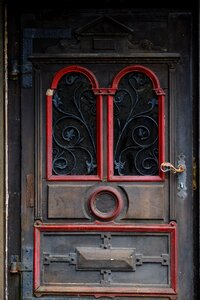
[46,65,103,181]
[108,65,165,181]
[88,186,123,221]
[34,222,177,297]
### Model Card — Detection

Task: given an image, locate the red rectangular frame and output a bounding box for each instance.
[34,222,177,298]
[107,93,165,182]
[46,93,103,181]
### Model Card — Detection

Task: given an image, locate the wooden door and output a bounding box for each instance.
[7,5,197,300]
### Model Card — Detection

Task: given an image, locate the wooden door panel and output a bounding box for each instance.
[47,182,164,221]
[47,184,93,219]
[120,184,164,220]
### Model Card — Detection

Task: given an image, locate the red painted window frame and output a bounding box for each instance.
[34,222,177,297]
[47,65,165,182]
[46,65,103,181]
[107,65,165,182]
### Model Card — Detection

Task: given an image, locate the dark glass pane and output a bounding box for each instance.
[113,72,159,176]
[52,72,97,175]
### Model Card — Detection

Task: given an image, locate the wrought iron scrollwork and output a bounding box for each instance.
[114,72,159,176]
[52,72,97,175]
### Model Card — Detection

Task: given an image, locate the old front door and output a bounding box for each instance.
[7,4,198,300]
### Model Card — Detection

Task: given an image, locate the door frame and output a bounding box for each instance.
[4,2,200,300]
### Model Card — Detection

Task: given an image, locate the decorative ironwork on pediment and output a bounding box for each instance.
[74,15,134,36]
[73,15,134,51]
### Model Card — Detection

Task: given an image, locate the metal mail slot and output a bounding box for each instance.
[76,247,135,271]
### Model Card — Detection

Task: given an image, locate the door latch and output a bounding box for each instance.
[161,155,187,199]
[160,162,185,174]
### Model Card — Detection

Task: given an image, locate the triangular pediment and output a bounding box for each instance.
[75,15,134,36]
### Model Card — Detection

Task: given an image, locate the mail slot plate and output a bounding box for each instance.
[76,247,135,270]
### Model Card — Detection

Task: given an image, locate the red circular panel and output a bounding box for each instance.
[88,186,123,221]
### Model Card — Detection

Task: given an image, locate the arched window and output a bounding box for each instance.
[46,66,102,180]
[108,65,165,181]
